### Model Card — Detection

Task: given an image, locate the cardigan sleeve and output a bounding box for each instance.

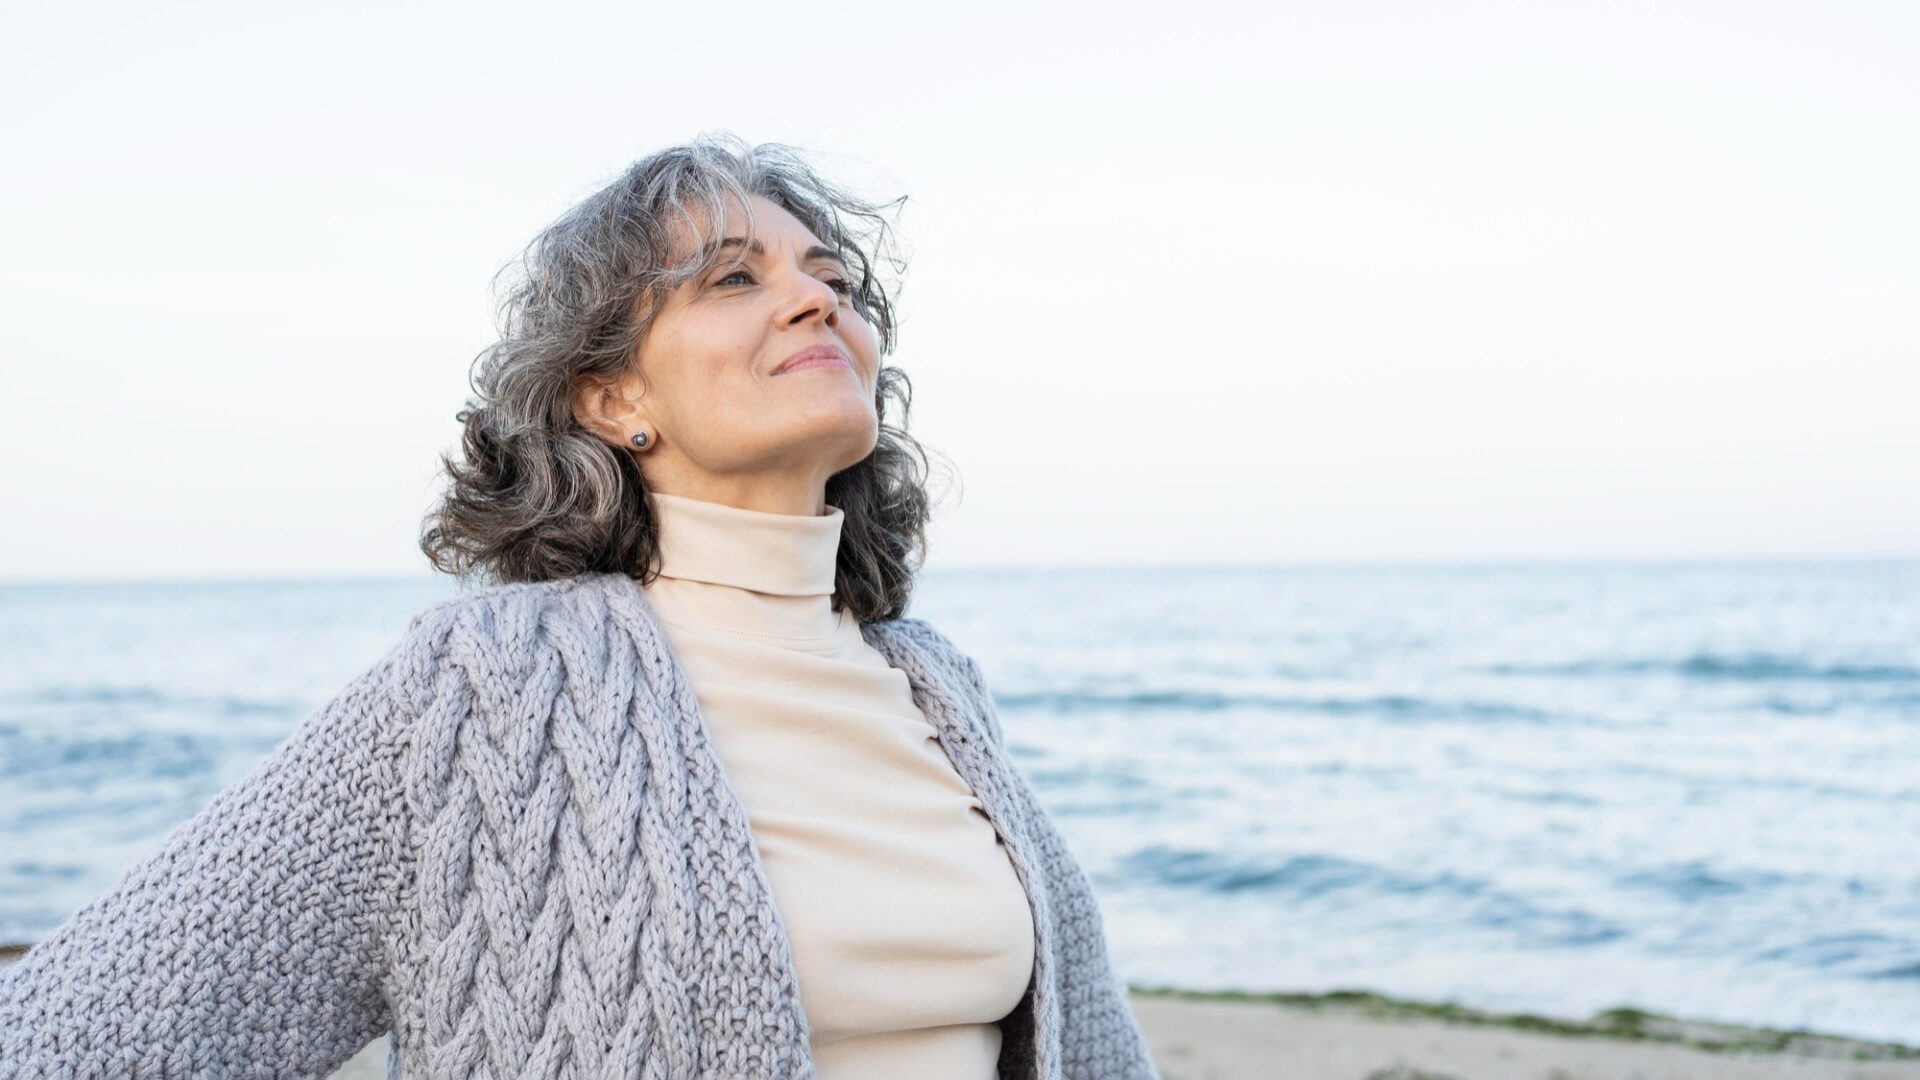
[0,624,429,1079]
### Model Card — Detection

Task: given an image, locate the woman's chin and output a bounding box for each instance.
[773,388,876,427]
[784,413,879,466]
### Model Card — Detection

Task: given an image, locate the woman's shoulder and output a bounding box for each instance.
[396,571,651,650]
[861,614,977,677]
[863,614,986,682]
[858,615,1004,746]
[369,573,642,706]
[403,571,615,630]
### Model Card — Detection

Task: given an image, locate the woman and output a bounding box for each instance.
[0,133,1158,1080]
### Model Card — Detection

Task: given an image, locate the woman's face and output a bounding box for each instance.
[579,192,882,515]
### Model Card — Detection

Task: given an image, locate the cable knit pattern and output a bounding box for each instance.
[0,570,1158,1080]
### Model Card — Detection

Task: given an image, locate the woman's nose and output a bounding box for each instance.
[783,273,840,324]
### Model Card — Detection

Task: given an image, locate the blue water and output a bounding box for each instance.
[3,562,1917,1044]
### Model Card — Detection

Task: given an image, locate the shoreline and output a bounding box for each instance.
[1125,984,1920,1080]
[1129,983,1920,1060]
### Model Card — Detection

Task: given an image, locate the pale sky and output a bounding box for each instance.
[1,1,1914,581]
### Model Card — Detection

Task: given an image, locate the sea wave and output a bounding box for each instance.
[993,689,1563,723]
[1481,654,1919,683]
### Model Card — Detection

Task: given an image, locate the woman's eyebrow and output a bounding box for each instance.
[718,235,850,272]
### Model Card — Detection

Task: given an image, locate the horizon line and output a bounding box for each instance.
[2,552,1917,589]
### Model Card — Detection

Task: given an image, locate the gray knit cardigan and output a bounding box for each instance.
[0,570,1159,1079]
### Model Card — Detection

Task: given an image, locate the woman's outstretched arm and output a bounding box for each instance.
[0,634,423,1079]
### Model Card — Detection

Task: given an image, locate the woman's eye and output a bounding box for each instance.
[713,268,855,298]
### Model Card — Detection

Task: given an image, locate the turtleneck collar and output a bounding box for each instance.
[648,490,843,598]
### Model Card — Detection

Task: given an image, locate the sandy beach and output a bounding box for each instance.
[7,946,1914,1079]
[1124,987,1920,1080]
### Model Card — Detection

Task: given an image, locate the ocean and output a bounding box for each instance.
[2,561,1916,1044]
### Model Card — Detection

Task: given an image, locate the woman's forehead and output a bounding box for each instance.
[672,194,823,257]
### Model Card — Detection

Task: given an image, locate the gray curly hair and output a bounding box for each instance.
[419,132,950,623]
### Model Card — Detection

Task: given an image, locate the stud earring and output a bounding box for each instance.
[631,431,651,450]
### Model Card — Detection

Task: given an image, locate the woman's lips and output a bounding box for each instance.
[775,352,853,374]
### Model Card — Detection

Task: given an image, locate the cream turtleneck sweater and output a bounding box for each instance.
[639,490,1035,1079]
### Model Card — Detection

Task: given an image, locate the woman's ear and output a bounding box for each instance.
[571,370,648,449]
